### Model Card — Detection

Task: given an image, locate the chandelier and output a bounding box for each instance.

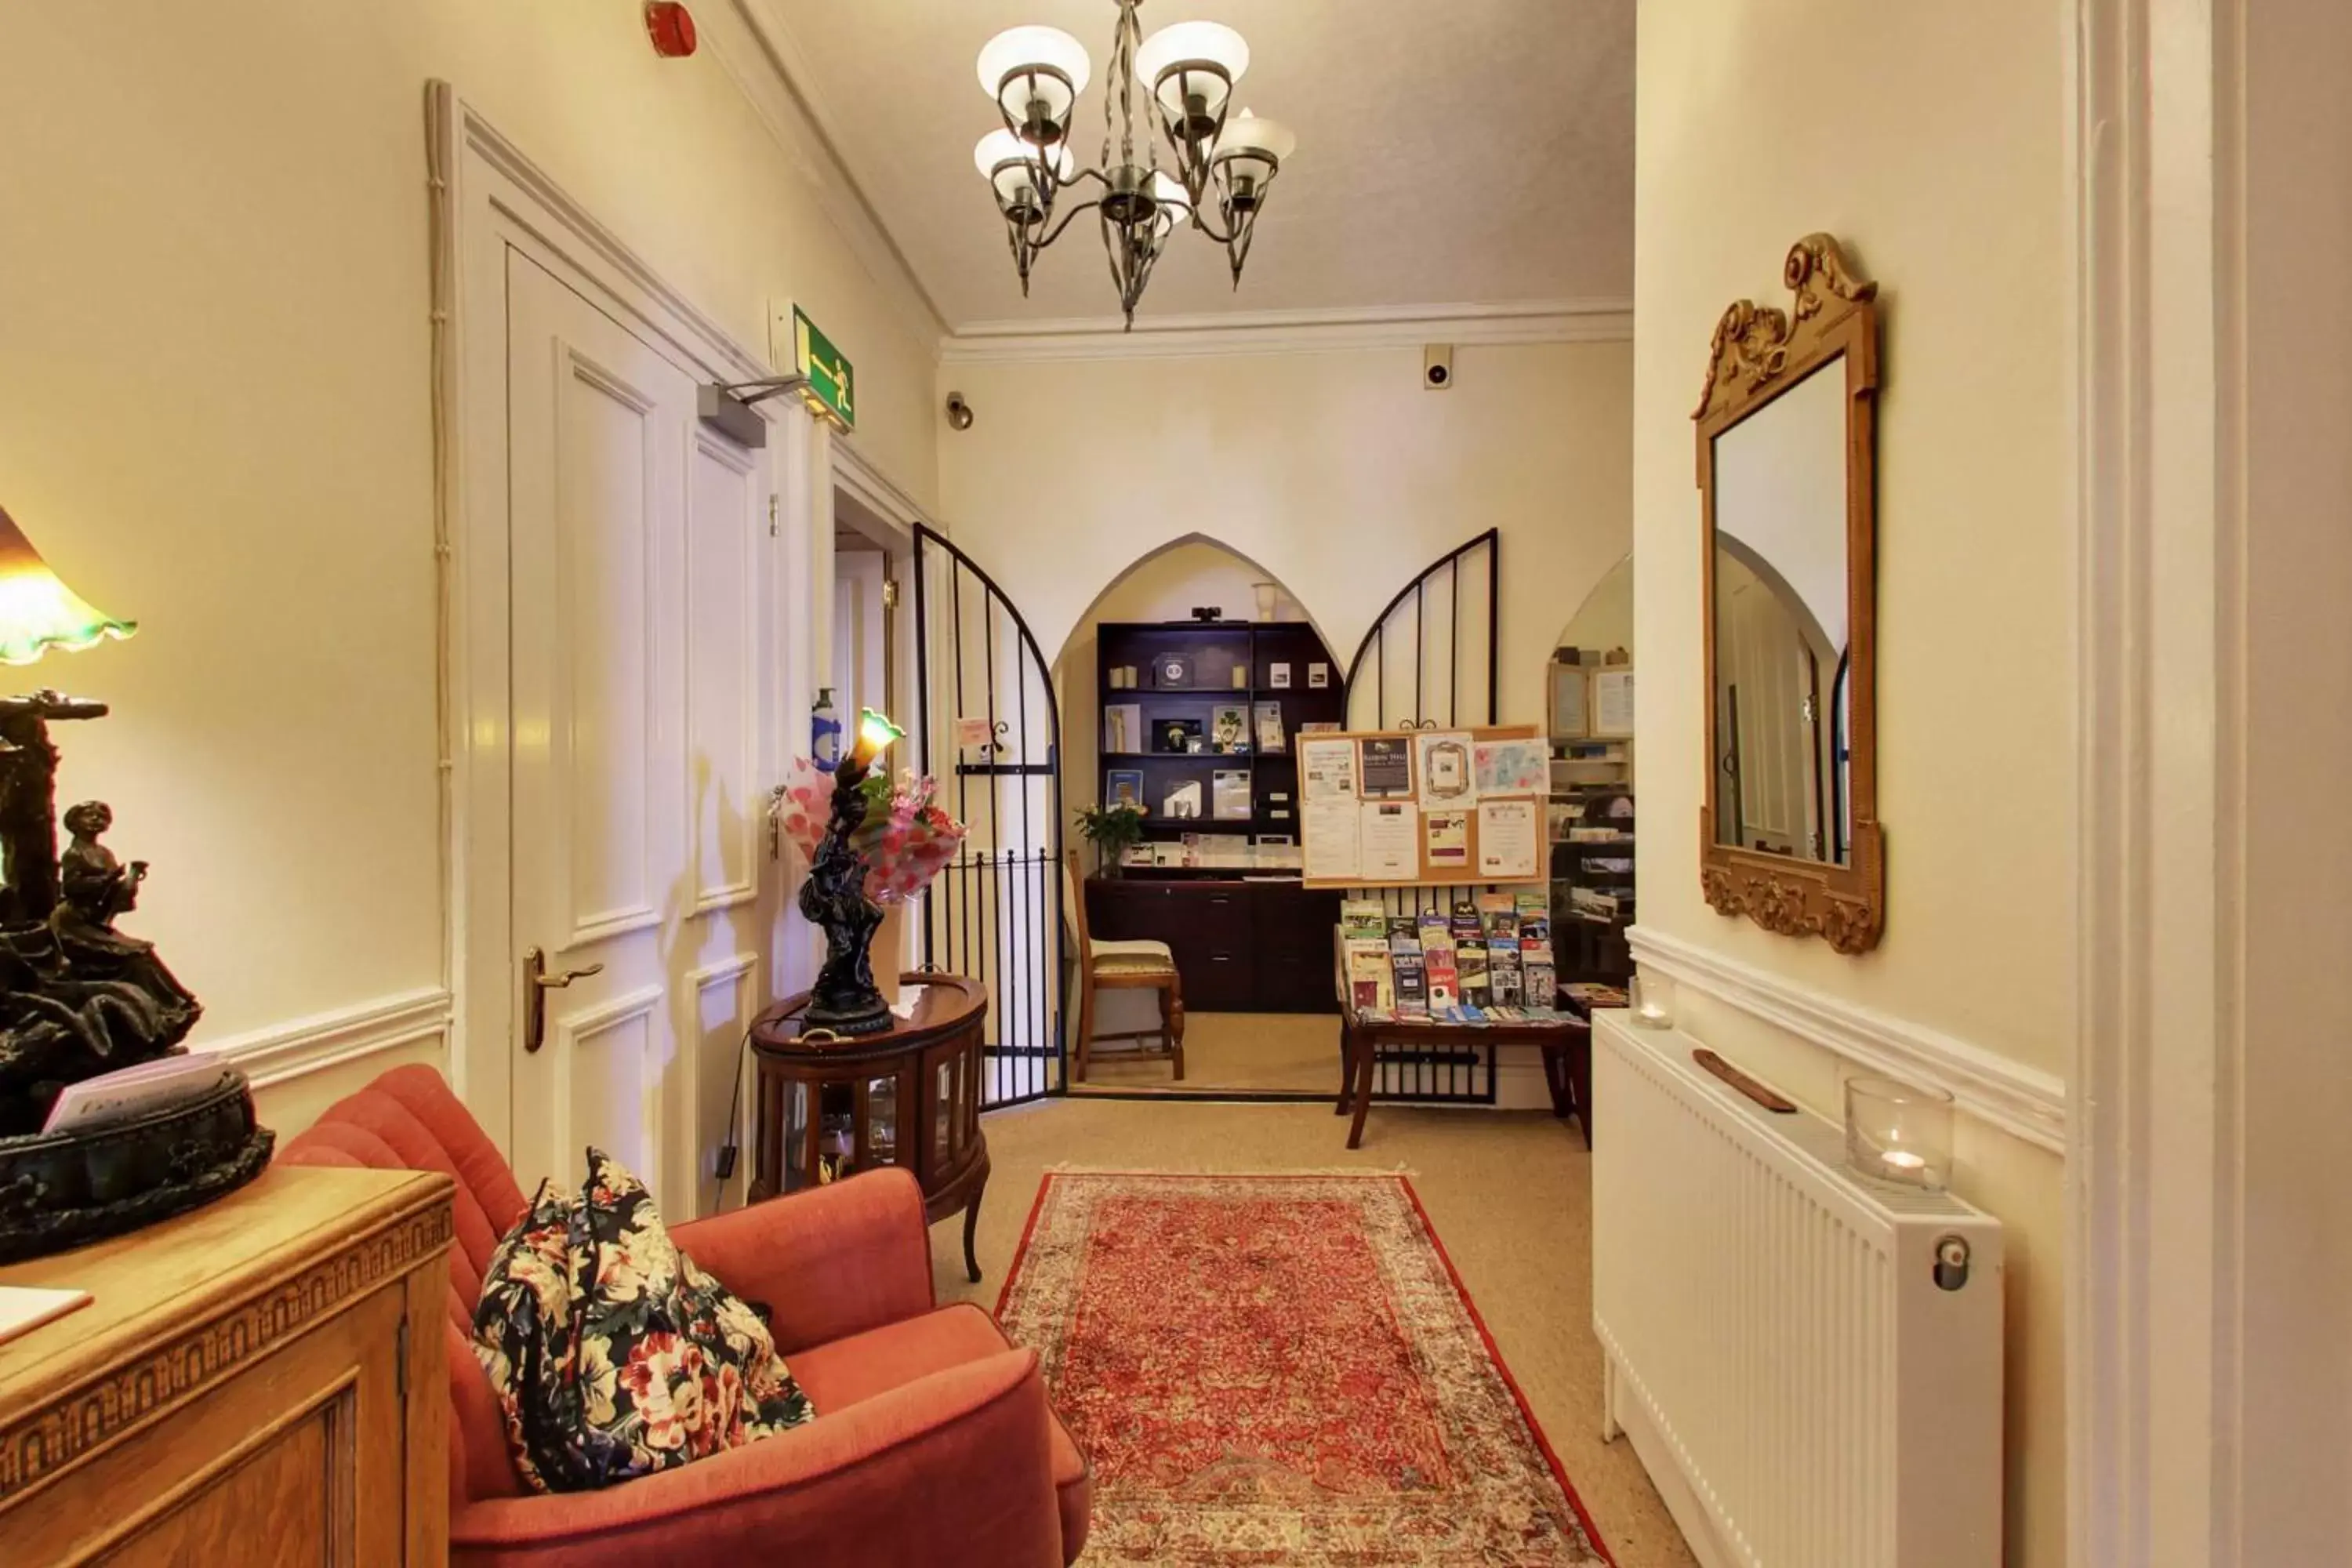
[973,3,1296,326]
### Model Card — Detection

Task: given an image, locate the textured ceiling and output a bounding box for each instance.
[748,0,1634,332]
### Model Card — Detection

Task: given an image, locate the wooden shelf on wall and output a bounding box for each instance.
[1094,617,1342,1011]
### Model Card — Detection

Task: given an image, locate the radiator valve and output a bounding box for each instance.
[1933,1235,1972,1291]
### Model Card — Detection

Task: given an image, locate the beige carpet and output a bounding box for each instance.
[1071,1009,1345,1096]
[927,1093,1698,1568]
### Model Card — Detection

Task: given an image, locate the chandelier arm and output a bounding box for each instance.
[1033,193,1108,251]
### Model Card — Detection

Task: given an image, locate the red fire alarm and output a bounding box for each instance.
[645,2,698,58]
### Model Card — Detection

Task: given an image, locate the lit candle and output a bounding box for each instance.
[1879,1148,1927,1174]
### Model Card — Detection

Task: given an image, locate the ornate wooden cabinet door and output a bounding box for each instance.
[0,1165,455,1566]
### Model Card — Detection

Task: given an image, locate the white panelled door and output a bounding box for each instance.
[503,249,771,1213]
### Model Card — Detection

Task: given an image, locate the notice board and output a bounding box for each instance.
[1298,724,1548,889]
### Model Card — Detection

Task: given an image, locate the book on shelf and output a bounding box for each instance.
[1344,937,1395,1011]
[1424,946,1460,1008]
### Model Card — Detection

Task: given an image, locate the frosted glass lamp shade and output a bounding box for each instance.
[978,26,1091,143]
[1212,109,1294,207]
[1135,21,1248,129]
[975,129,1072,218]
[0,506,136,666]
[1214,108,1296,164]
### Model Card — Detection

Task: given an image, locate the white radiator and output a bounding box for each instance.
[1592,1014,2004,1568]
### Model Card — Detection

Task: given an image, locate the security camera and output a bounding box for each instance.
[1423,344,1454,390]
[945,391,975,430]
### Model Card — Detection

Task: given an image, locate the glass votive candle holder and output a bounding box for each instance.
[1629,971,1675,1029]
[1844,1076,1955,1189]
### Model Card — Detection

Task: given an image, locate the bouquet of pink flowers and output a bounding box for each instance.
[769,757,967,906]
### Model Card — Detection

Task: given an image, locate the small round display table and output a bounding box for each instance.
[750,974,990,1282]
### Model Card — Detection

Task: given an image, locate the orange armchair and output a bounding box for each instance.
[279,1065,1089,1566]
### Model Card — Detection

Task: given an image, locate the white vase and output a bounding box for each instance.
[1252,581,1280,621]
[873,902,908,1007]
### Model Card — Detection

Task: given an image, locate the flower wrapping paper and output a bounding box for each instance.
[770,757,967,905]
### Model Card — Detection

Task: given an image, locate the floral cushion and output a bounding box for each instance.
[472,1147,815,1492]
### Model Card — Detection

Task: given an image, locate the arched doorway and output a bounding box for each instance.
[1051,537,1348,1095]
[1541,555,1635,989]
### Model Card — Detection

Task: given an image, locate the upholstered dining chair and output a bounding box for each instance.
[279,1064,1091,1567]
[1064,848,1185,1083]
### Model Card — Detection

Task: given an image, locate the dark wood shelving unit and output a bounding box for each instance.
[1090,618,1348,1012]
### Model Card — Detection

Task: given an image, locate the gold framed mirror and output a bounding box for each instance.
[1694,233,1882,953]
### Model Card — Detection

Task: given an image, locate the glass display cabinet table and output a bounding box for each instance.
[750,973,990,1282]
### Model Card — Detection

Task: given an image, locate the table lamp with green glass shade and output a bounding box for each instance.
[0,503,274,1264]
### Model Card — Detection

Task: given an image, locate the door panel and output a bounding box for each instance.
[505,247,765,1208]
[554,351,664,940]
[688,436,760,913]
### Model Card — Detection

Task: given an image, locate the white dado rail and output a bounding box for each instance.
[1625,926,2065,1154]
[191,987,453,1092]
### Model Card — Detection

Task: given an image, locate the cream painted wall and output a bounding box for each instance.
[937,340,1635,735]
[1555,554,1633,659]
[0,2,937,1127]
[1633,4,2068,1565]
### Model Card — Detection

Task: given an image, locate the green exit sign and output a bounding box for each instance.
[793,307,854,431]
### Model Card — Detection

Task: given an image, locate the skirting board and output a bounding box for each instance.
[191,987,453,1091]
[1625,926,2065,1152]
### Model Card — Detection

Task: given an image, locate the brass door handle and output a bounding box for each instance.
[523,946,604,1054]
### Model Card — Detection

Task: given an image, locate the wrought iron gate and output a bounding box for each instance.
[1344,527,1504,1103]
[909,524,1066,1107]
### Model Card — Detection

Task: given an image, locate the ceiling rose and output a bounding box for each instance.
[973,2,1296,327]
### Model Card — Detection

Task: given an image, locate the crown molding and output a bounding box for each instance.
[938,297,1635,364]
[1627,925,2067,1153]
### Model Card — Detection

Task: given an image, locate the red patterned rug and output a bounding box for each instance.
[996,1172,1613,1566]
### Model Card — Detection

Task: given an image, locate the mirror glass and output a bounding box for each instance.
[1710,358,1849,864]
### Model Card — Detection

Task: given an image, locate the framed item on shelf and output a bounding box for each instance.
[1308,662,1330,688]
[1591,667,1635,739]
[1212,769,1252,820]
[1106,769,1145,811]
[1210,703,1249,750]
[1156,717,1203,753]
[1269,662,1292,688]
[1253,701,1287,752]
[1104,702,1143,753]
[1548,662,1589,738]
[1155,652,1194,688]
[1163,781,1203,818]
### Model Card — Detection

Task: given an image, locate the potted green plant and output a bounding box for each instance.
[1077,802,1148,876]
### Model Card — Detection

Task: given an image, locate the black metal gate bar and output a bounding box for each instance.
[1345,528,1501,731]
[1341,531,1503,1105]
[910,523,1065,1108]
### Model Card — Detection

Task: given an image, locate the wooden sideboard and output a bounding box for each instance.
[1087,874,1343,1012]
[0,1163,456,1566]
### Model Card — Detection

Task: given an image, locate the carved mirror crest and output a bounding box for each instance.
[1694,233,1883,953]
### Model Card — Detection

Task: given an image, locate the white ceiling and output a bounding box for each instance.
[747,0,1634,333]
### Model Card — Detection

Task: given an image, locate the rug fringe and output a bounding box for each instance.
[1038,1163,1418,1177]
